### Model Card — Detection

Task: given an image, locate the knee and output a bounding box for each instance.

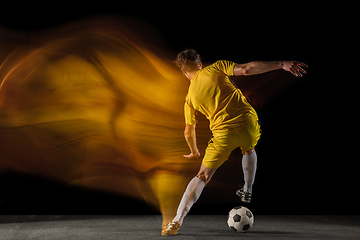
[195,173,211,185]
[244,149,255,155]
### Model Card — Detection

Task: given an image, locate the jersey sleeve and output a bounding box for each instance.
[184,101,197,125]
[213,60,236,76]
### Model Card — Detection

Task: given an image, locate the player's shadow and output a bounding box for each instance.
[184,229,294,238]
[247,230,294,235]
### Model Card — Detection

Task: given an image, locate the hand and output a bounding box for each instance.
[282,61,308,77]
[183,152,201,160]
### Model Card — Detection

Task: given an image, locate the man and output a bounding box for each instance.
[162,49,307,236]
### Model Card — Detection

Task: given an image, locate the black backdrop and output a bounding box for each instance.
[0,2,355,215]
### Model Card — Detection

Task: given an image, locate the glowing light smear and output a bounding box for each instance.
[0,18,214,224]
[0,17,292,224]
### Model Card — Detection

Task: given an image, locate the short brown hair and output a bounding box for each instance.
[174,49,201,72]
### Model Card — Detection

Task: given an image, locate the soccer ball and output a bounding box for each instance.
[227,206,254,232]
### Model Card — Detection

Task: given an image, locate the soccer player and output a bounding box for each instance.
[162,49,307,236]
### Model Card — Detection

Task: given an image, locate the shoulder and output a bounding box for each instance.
[206,60,236,76]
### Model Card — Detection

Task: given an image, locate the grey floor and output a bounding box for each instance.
[0,215,359,240]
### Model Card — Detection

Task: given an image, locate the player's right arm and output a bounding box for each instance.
[184,101,200,160]
[233,61,307,77]
[183,124,200,160]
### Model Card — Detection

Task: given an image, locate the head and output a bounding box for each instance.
[174,49,202,79]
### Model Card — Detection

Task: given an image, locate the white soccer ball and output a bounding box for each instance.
[227,206,254,232]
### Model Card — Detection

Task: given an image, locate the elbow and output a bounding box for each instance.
[184,132,195,139]
[242,65,252,76]
[184,124,196,139]
[184,130,196,139]
[235,64,252,76]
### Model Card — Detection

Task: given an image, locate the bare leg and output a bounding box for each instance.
[195,163,217,184]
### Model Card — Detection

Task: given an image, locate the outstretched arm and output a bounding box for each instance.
[233,61,308,77]
[183,124,200,160]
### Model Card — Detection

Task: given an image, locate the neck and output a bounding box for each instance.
[185,69,199,81]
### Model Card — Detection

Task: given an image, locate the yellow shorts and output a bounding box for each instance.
[202,120,261,169]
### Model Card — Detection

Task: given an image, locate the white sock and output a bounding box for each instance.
[172,177,205,226]
[242,151,257,193]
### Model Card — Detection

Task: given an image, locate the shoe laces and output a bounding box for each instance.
[244,191,252,197]
[170,221,180,227]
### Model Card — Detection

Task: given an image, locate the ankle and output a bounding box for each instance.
[243,185,252,193]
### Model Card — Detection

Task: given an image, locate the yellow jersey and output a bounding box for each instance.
[184,60,258,137]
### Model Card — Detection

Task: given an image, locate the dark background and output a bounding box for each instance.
[0,2,355,215]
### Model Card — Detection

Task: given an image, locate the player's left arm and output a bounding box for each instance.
[233,61,308,77]
[183,124,201,160]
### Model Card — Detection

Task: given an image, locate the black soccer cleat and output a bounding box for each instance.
[236,188,252,203]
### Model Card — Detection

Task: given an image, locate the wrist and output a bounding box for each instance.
[279,61,284,69]
[192,150,200,155]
